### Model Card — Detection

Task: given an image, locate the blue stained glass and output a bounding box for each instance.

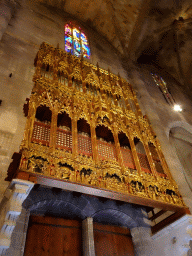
[73,28,80,39]
[65,36,72,52]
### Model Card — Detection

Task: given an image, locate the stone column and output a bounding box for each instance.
[82,217,95,256]
[0,179,34,252]
[1,208,30,256]
[0,0,17,41]
[131,227,154,256]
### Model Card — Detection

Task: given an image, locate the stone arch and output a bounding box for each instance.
[77,118,92,157]
[23,187,146,229]
[91,208,138,229]
[166,120,192,139]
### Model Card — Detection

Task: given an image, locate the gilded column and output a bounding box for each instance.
[133,94,143,117]
[72,113,78,158]
[49,105,58,151]
[127,131,142,175]
[22,101,37,149]
[124,98,132,111]
[142,140,158,179]
[90,120,99,164]
[113,124,125,170]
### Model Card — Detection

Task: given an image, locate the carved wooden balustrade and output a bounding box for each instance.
[17,42,184,207]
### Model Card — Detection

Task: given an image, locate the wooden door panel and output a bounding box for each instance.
[94,223,134,256]
[24,216,82,256]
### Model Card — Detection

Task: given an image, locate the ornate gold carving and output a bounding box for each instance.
[19,42,184,207]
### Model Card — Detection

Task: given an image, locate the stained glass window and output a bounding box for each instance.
[64,24,90,59]
[151,73,175,105]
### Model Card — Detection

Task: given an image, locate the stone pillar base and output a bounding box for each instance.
[0,179,34,254]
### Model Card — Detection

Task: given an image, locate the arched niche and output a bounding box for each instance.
[32,105,52,146]
[41,63,53,79]
[56,111,72,151]
[72,77,83,91]
[86,83,97,96]
[134,137,151,173]
[77,118,92,157]
[118,132,136,171]
[170,126,192,189]
[148,142,165,177]
[96,125,116,161]
[58,70,68,85]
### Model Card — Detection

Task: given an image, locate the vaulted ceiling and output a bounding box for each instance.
[40,0,192,90]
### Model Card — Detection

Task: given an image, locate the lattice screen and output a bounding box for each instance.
[78,134,92,156]
[121,148,136,169]
[32,122,50,146]
[56,128,72,151]
[97,140,116,161]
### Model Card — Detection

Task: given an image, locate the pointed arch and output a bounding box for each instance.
[148,142,166,177]
[56,111,72,152]
[32,105,52,146]
[84,70,100,88]
[134,137,151,173]
[77,118,92,157]
[118,131,136,171]
[96,125,117,161]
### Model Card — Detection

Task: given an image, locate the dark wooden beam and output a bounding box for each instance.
[16,171,189,213]
[149,210,166,221]
[151,208,190,234]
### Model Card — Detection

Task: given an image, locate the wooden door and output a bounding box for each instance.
[94,223,134,256]
[24,215,82,256]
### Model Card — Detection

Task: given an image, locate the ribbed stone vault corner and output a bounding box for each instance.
[0,179,34,255]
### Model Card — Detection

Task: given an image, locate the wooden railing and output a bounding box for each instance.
[32,121,50,146]
[56,128,72,152]
[78,134,93,157]
[97,140,117,161]
[120,148,136,169]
